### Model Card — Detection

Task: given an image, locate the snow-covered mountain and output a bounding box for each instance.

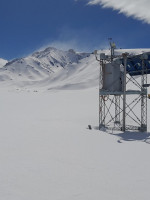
[0,47,92,88]
[0,47,150,90]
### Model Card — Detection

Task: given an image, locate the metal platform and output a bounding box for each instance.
[99,89,147,95]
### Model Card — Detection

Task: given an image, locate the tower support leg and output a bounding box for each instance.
[115,95,121,125]
[141,60,147,132]
[99,96,105,129]
[122,53,128,132]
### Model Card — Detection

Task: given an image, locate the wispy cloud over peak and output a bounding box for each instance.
[87,0,150,24]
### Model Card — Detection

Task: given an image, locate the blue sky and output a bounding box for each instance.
[0,0,150,60]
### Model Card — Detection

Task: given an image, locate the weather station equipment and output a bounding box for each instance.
[95,40,150,132]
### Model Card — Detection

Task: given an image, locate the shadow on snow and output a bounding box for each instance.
[93,126,150,144]
[110,131,150,144]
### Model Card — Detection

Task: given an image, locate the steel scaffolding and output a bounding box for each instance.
[95,48,149,132]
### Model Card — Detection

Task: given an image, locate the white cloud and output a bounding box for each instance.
[43,40,80,52]
[87,0,150,24]
[38,39,107,53]
[36,26,109,53]
[36,39,89,53]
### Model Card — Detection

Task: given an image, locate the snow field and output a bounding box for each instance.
[0,47,150,199]
[0,88,150,200]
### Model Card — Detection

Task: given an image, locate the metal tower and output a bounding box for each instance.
[95,46,149,132]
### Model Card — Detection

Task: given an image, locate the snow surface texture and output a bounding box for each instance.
[0,47,150,200]
[87,0,150,24]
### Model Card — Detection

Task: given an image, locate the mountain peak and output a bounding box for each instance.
[0,58,8,68]
[0,46,91,85]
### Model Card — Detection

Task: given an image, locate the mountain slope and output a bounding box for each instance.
[30,47,91,81]
[0,47,150,90]
[0,48,90,86]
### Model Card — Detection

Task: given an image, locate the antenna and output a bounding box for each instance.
[108,38,116,62]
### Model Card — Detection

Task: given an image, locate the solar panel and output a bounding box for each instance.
[119,52,150,76]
